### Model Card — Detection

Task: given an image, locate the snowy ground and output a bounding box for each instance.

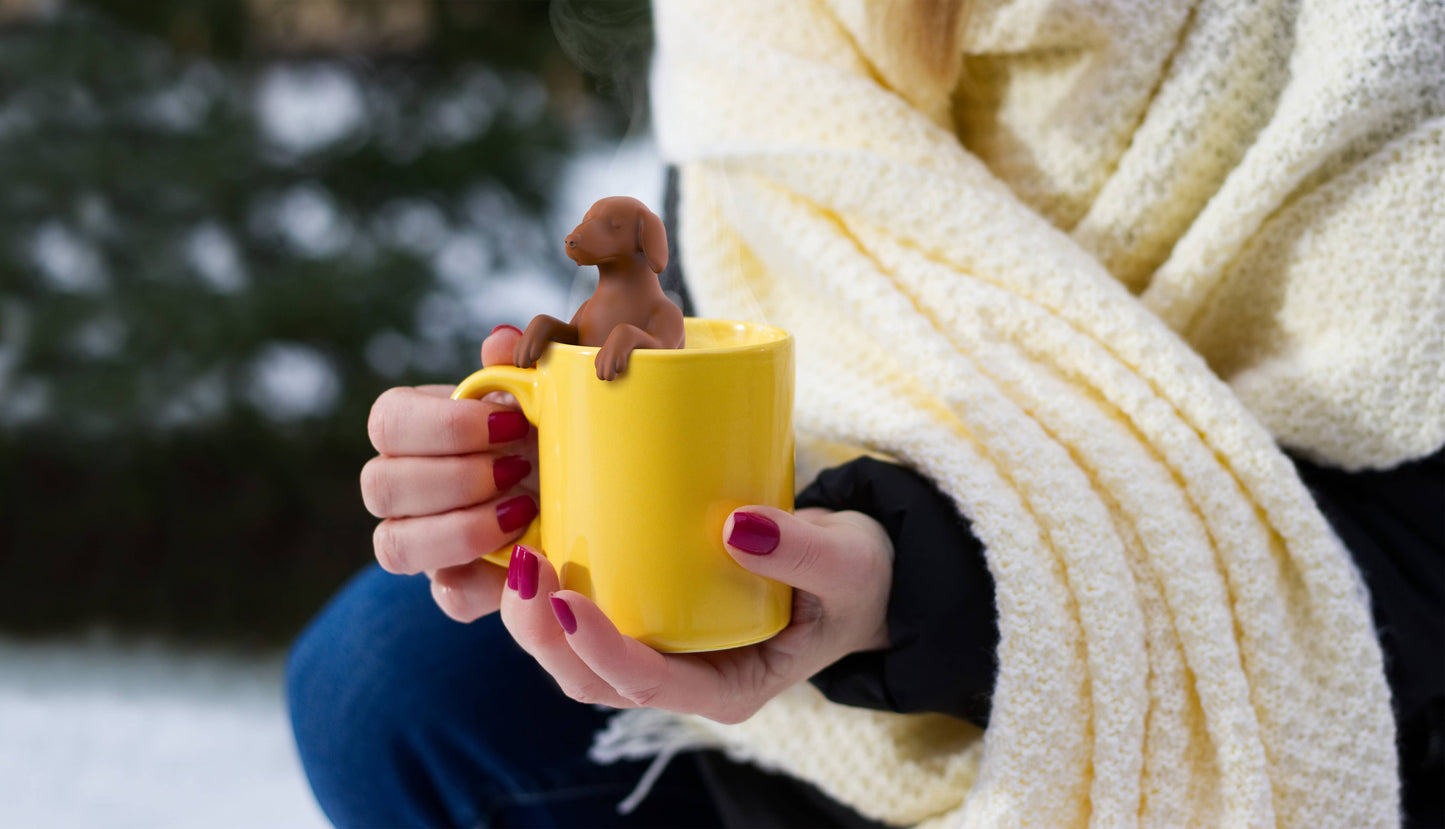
[0,634,330,829]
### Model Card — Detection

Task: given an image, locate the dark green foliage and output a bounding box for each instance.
[0,0,643,644]
[2,423,374,643]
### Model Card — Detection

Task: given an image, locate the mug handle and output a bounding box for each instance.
[452,365,542,567]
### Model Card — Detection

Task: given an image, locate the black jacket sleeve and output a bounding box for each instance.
[1291,448,1443,826]
[799,457,999,729]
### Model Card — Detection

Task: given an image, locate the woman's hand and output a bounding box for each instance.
[500,507,894,724]
[360,325,539,621]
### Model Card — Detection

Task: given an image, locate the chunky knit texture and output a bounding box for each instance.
[625,0,1443,826]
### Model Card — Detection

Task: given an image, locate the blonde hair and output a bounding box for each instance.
[900,0,968,87]
[858,0,969,124]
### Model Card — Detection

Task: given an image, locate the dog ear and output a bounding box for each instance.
[637,208,668,273]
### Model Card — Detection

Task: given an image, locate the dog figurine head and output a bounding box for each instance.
[564,196,668,274]
[514,197,683,379]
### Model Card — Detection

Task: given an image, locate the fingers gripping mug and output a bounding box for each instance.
[452,318,795,653]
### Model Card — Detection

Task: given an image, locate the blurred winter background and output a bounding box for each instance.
[0,0,659,824]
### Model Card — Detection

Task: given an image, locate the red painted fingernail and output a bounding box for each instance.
[492,455,531,492]
[506,544,522,591]
[496,494,538,533]
[490,324,523,336]
[488,411,528,444]
[550,594,577,634]
[727,512,780,555]
[517,547,539,600]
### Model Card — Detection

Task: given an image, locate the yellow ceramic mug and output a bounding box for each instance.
[451,318,794,653]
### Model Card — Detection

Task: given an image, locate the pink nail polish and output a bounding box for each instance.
[496,494,538,533]
[492,455,531,492]
[488,411,528,444]
[517,548,539,601]
[506,544,523,591]
[727,512,780,555]
[550,594,577,634]
[490,324,523,337]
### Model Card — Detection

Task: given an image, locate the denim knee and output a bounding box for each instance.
[285,565,722,828]
[286,567,467,827]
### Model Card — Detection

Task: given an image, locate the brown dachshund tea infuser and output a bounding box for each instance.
[515,197,685,380]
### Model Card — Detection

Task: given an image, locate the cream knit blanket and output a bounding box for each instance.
[607,0,1443,826]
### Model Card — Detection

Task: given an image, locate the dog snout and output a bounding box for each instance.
[565,233,579,248]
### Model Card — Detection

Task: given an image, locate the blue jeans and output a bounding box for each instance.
[287,565,725,828]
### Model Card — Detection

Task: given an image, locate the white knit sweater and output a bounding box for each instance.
[609,1,1442,826]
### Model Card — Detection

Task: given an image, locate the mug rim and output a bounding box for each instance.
[541,317,790,359]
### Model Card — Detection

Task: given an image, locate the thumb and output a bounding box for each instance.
[721,506,891,600]
[481,324,523,367]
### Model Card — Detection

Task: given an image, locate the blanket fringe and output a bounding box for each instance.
[589,707,725,815]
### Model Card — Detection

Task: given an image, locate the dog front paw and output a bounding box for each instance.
[514,320,558,368]
[594,341,631,380]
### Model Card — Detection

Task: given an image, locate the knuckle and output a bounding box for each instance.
[373,522,407,573]
[367,390,398,452]
[442,400,474,450]
[789,531,827,580]
[359,459,391,517]
[619,683,665,708]
[462,508,495,552]
[559,679,612,706]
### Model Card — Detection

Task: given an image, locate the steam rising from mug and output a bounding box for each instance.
[549,0,652,137]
